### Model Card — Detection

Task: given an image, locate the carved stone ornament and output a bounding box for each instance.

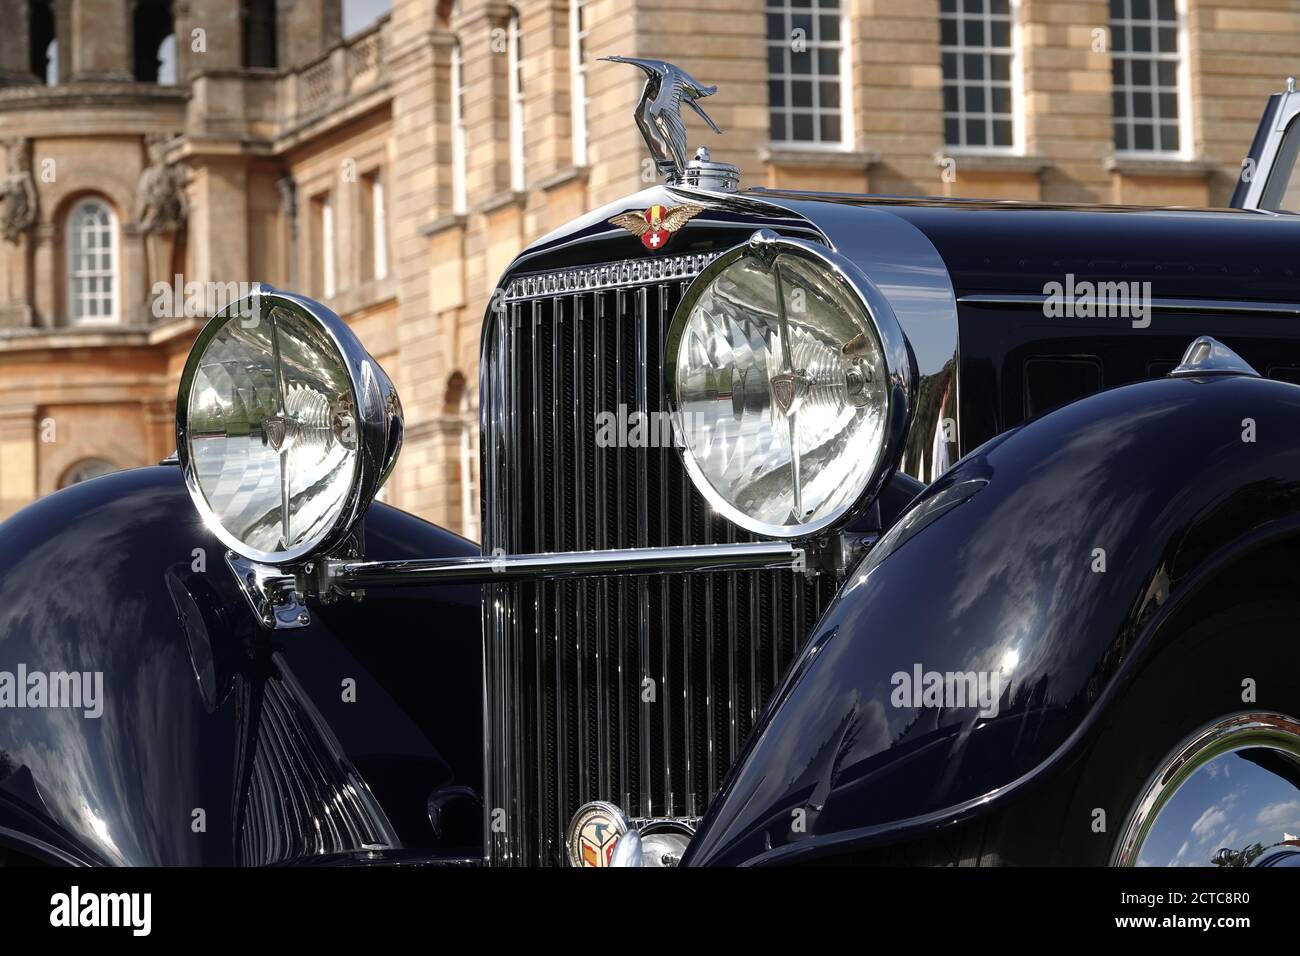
[135,138,188,235]
[0,138,38,245]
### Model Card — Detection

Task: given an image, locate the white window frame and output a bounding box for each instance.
[320,193,336,299]
[569,0,589,167]
[1110,0,1193,160]
[940,0,1024,155]
[508,9,526,192]
[458,387,478,541]
[370,172,387,281]
[765,0,854,150]
[66,198,119,325]
[451,38,468,214]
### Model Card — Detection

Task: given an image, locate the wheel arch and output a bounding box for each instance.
[684,371,1300,866]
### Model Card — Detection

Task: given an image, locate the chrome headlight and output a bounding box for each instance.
[176,288,402,565]
[666,231,914,538]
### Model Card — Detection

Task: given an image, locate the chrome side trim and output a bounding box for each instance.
[1112,712,1300,867]
[958,292,1300,316]
[326,541,805,589]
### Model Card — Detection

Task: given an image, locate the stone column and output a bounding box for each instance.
[186,159,249,286]
[121,222,146,325]
[0,404,38,521]
[32,222,55,328]
[183,0,242,74]
[54,0,73,85]
[0,234,34,328]
[280,0,344,69]
[454,0,514,202]
[68,0,133,81]
[0,3,34,86]
[384,0,457,523]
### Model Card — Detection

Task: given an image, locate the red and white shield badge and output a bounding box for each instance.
[608,202,705,251]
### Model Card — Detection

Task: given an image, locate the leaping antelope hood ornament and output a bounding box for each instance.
[600,56,724,183]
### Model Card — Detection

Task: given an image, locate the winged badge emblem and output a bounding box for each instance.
[608,202,705,251]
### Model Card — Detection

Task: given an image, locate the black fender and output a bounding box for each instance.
[683,372,1300,866]
[0,465,483,865]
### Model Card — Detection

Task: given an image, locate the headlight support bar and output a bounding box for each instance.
[232,536,875,630]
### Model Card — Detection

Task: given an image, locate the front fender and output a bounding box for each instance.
[683,372,1300,866]
[0,465,483,865]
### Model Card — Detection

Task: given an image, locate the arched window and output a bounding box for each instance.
[30,1,56,85]
[445,372,478,541]
[66,199,119,324]
[60,458,119,488]
[133,0,175,83]
[156,34,177,85]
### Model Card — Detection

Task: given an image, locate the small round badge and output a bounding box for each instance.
[566,801,631,868]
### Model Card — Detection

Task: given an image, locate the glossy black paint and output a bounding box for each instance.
[0,465,483,865]
[10,188,1300,867]
[956,300,1300,453]
[684,372,1300,866]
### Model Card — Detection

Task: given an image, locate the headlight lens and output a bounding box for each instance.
[667,232,912,538]
[177,290,402,565]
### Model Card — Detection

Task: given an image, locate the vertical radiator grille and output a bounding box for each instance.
[482,255,839,866]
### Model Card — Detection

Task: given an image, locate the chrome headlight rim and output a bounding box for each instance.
[176,287,403,567]
[665,230,915,540]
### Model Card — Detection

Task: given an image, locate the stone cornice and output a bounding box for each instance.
[0,83,189,113]
[1104,155,1218,178]
[0,316,202,352]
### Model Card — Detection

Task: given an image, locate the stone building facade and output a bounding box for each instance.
[0,0,1294,534]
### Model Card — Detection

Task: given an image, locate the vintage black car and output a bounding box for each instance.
[4,67,1300,869]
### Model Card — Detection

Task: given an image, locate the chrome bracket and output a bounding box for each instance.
[225,551,311,630]
[233,535,867,622]
[800,531,877,577]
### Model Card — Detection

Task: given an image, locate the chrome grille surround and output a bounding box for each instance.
[481,251,840,866]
